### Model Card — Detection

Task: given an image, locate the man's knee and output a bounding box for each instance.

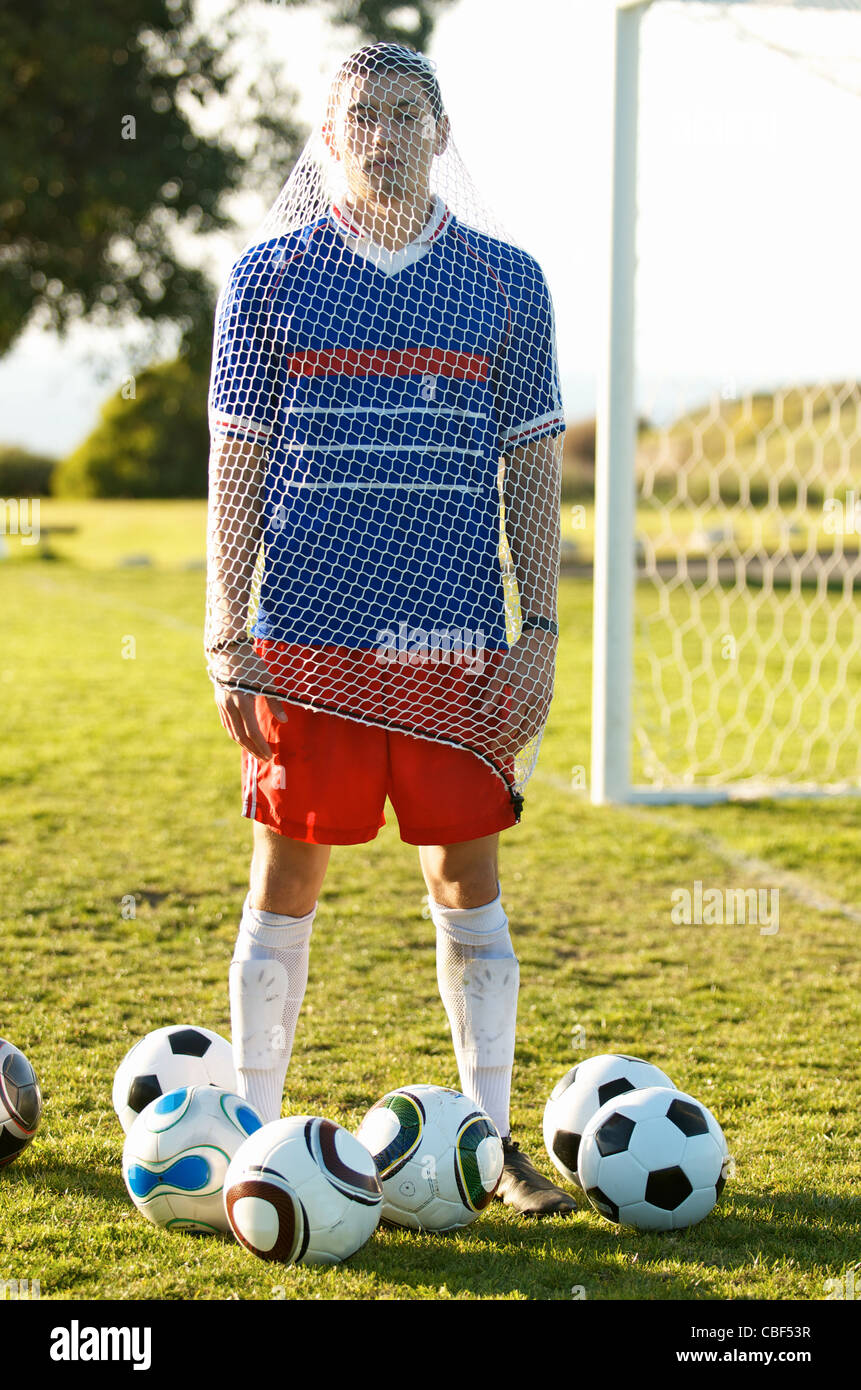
[421,834,500,909]
[250,824,330,916]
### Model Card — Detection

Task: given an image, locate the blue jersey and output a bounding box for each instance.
[209,197,564,650]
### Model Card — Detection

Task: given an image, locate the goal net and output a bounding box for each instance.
[594,0,861,802]
[205,44,565,814]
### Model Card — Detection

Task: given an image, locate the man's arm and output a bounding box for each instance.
[205,432,266,671]
[206,431,287,759]
[478,433,562,758]
[501,432,562,632]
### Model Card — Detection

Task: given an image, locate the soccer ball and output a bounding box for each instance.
[578,1086,731,1230]
[123,1085,263,1234]
[224,1116,383,1266]
[112,1025,236,1134]
[543,1053,676,1188]
[355,1083,504,1232]
[0,1038,42,1169]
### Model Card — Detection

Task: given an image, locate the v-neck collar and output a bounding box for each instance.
[328,195,452,277]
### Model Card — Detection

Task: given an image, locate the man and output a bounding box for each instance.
[206,43,572,1215]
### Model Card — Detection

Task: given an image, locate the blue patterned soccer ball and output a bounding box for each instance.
[355,1083,504,1232]
[577,1086,731,1230]
[122,1085,263,1234]
[0,1038,42,1170]
[112,1025,237,1134]
[224,1116,383,1266]
[543,1053,676,1188]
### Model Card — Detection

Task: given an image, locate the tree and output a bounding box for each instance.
[52,357,210,498]
[316,0,452,49]
[0,445,57,496]
[0,0,454,359]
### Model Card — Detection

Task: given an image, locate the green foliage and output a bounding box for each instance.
[0,445,58,496]
[637,381,861,507]
[318,0,457,49]
[0,0,452,360]
[1,4,240,355]
[53,358,209,498]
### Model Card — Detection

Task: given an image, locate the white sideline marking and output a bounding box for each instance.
[662,825,861,925]
[27,575,203,636]
[535,770,861,923]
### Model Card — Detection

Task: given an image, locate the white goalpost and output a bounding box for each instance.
[592,0,861,804]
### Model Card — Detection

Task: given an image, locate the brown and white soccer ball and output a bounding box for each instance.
[224,1116,383,1265]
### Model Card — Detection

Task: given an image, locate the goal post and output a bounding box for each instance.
[591,0,861,804]
[591,0,644,806]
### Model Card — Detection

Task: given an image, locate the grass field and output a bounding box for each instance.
[9,492,860,567]
[1,510,859,1302]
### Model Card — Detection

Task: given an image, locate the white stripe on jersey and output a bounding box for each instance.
[282,406,487,420]
[279,445,484,455]
[501,408,565,447]
[277,482,480,492]
[211,413,273,437]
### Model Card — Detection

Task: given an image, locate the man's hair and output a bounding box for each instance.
[331,43,445,124]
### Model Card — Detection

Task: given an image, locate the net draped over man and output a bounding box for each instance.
[205,43,571,1214]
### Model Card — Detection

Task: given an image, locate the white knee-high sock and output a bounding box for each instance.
[229,893,314,1123]
[431,886,519,1139]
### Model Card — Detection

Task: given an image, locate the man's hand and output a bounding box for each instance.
[477,629,557,759]
[210,644,289,762]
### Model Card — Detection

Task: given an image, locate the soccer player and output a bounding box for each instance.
[206,43,573,1215]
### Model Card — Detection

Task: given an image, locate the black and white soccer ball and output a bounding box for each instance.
[112,1026,236,1134]
[0,1037,42,1169]
[577,1086,731,1230]
[355,1083,504,1231]
[224,1116,383,1265]
[543,1053,676,1188]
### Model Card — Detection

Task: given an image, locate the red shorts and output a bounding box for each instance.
[240,699,519,847]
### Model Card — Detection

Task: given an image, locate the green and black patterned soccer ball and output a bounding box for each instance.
[356,1083,503,1231]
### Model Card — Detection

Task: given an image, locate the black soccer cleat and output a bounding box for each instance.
[495,1135,578,1217]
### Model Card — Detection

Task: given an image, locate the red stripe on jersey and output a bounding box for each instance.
[331,204,363,236]
[453,228,512,350]
[427,209,453,244]
[283,348,489,380]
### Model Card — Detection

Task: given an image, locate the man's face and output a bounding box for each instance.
[327,69,447,203]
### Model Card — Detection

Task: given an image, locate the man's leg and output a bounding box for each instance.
[420,834,575,1217]
[229,826,331,1122]
[420,834,514,1134]
[250,822,330,917]
[232,699,388,1122]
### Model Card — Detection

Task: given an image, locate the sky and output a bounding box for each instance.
[2,0,861,455]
